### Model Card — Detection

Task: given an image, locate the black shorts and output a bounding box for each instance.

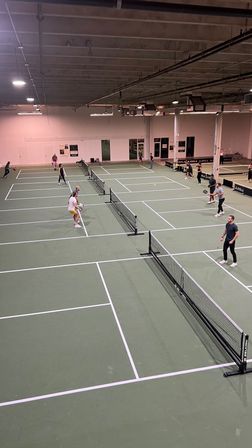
[209,187,215,194]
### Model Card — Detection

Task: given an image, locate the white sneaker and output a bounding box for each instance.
[215,213,221,217]
[220,211,225,215]
[230,262,237,268]
[74,224,82,228]
[219,260,227,265]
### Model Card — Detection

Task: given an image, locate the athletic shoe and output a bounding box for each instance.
[230,262,237,267]
[219,260,227,265]
[74,224,82,228]
[215,213,221,217]
[208,200,215,204]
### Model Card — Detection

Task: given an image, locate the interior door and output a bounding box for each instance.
[101,140,110,161]
[186,136,195,157]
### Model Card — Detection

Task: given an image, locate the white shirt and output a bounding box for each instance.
[68,196,77,211]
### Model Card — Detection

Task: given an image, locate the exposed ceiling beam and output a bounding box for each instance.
[22,1,252,19]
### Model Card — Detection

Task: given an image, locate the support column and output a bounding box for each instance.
[145,116,151,160]
[213,112,223,181]
[173,109,180,168]
[247,114,252,161]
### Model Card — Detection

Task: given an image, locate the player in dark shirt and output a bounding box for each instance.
[208,174,216,203]
[58,164,67,184]
[219,215,239,267]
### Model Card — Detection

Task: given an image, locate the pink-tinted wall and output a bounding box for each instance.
[0,107,251,165]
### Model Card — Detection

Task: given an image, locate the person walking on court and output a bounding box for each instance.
[185,162,193,179]
[149,153,153,169]
[68,191,81,228]
[214,182,225,217]
[196,163,202,184]
[207,174,216,203]
[52,153,58,170]
[219,215,239,267]
[58,163,67,184]
[138,149,143,163]
[248,162,252,183]
[2,161,11,178]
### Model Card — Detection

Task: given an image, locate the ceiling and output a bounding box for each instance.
[0,0,252,112]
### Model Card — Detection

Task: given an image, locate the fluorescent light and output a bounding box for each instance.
[26,97,34,102]
[250,89,252,92]
[17,112,42,116]
[12,80,26,87]
[90,112,113,117]
[172,100,179,105]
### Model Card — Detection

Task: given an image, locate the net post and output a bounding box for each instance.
[148,230,152,254]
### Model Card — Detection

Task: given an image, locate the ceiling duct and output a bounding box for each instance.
[244,94,252,104]
[187,95,206,112]
[143,104,156,116]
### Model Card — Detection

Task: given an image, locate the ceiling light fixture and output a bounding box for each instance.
[12,79,26,87]
[26,97,34,102]
[172,100,179,105]
[17,112,42,116]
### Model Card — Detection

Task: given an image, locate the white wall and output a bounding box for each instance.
[0,107,251,165]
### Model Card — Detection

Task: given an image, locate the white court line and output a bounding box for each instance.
[12,187,73,192]
[6,192,99,201]
[100,166,111,174]
[0,360,242,408]
[203,252,252,295]
[16,170,21,179]
[162,175,191,190]
[160,208,211,214]
[140,165,153,172]
[0,303,110,320]
[1,246,252,274]
[0,221,251,247]
[67,176,88,237]
[96,262,139,379]
[115,179,132,192]
[125,181,174,186]
[0,218,72,227]
[143,201,176,229]
[97,170,155,175]
[0,203,105,212]
[226,204,252,219]
[13,180,88,185]
[172,245,252,256]
[4,184,14,201]
[18,174,82,179]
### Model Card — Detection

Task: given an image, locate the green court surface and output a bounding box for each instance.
[0,162,252,448]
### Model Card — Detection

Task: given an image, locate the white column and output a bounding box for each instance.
[247,114,252,161]
[145,116,151,159]
[213,112,223,181]
[173,109,180,167]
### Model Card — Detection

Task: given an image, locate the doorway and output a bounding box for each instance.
[101,140,110,161]
[186,136,195,157]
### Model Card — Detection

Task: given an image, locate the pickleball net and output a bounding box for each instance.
[146,231,251,377]
[110,188,142,235]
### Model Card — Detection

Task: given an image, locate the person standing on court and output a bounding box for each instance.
[207,174,216,203]
[150,153,153,169]
[68,191,81,228]
[138,149,143,163]
[196,163,202,184]
[52,153,58,170]
[219,215,239,267]
[214,182,225,217]
[58,163,67,184]
[220,151,224,165]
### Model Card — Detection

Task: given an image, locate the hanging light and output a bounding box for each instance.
[12,79,26,87]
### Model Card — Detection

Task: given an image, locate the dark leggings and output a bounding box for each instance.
[218,198,225,213]
[223,239,237,263]
[197,172,202,183]
[58,174,66,183]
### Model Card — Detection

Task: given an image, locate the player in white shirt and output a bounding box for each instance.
[68,191,81,228]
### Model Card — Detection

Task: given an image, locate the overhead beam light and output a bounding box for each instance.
[172,100,179,105]
[17,112,42,116]
[12,79,26,87]
[90,112,113,117]
[26,97,34,102]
